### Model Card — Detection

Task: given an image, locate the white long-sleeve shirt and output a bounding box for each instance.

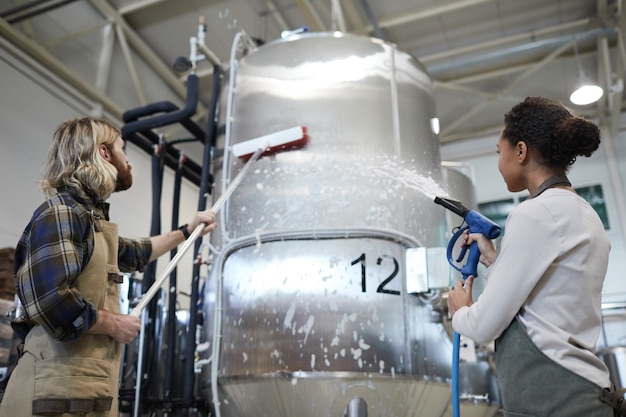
[452,188,612,388]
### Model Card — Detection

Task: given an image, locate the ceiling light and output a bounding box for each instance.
[569,41,603,106]
[570,83,604,106]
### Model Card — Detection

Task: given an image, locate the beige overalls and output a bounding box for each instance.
[0,213,123,417]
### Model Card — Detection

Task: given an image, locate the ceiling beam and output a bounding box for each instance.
[264,0,290,31]
[341,0,367,35]
[370,0,492,31]
[0,16,125,117]
[89,0,187,100]
[293,0,326,31]
[441,41,573,136]
[419,19,592,64]
[118,0,167,15]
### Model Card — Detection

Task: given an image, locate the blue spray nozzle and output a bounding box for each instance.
[434,196,501,280]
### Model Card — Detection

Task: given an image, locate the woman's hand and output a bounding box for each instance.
[448,276,474,317]
[462,231,497,267]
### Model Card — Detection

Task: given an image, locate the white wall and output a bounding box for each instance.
[441,120,626,304]
[0,51,206,310]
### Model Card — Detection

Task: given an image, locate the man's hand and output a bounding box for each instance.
[187,209,218,237]
[88,309,140,344]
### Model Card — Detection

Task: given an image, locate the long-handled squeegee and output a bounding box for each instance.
[130,126,308,317]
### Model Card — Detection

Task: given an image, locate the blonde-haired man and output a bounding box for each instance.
[0,117,216,417]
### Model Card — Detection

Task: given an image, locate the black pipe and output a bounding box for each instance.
[163,151,184,408]
[121,74,206,143]
[140,142,165,411]
[359,0,385,40]
[124,130,204,186]
[182,67,222,408]
[123,101,179,123]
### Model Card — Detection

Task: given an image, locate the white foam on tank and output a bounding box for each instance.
[297,315,315,345]
[311,353,316,369]
[283,302,296,330]
[358,339,370,350]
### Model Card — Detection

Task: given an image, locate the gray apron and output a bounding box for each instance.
[0,214,122,417]
[495,317,613,417]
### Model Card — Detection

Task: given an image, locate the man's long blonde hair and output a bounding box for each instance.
[41,117,121,201]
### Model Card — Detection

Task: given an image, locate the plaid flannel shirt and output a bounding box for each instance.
[13,189,152,342]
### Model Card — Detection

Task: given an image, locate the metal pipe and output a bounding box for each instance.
[359,0,384,40]
[428,27,615,77]
[420,18,592,64]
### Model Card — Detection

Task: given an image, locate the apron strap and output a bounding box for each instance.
[32,396,113,415]
[600,387,626,417]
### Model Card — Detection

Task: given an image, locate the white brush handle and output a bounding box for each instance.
[130,145,266,317]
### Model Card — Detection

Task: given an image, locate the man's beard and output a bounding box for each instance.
[112,157,133,192]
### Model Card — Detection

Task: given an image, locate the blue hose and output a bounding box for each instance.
[452,331,461,417]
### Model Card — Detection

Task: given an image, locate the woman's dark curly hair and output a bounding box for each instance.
[502,97,601,171]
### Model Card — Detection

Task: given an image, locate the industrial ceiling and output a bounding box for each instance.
[1,0,624,156]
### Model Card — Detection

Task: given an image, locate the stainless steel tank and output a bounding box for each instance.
[201,31,499,417]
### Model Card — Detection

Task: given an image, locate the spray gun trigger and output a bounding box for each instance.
[455,244,469,263]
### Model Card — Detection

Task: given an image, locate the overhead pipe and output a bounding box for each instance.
[420,18,592,64]
[428,27,616,76]
[121,73,205,141]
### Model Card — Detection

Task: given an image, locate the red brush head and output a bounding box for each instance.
[237,126,309,161]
